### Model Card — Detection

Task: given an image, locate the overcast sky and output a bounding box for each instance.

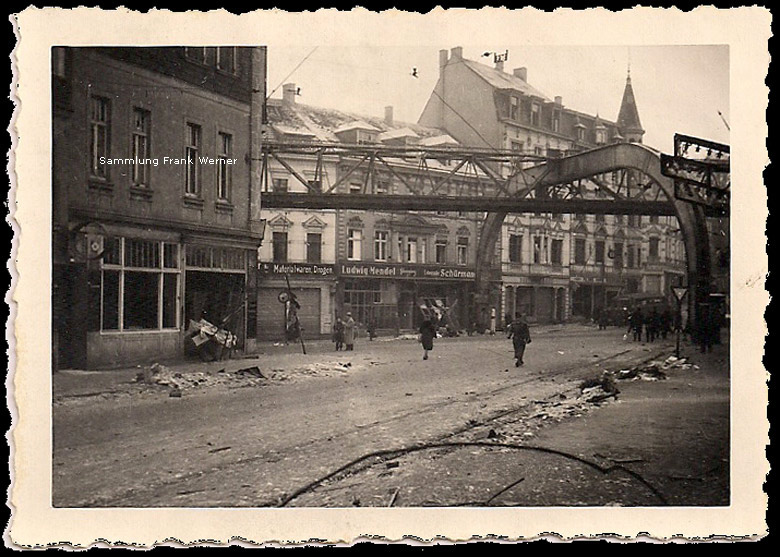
[267,44,729,154]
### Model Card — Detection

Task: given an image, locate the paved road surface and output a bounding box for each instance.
[52,327,726,507]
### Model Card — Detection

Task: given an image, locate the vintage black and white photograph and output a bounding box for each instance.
[10,7,769,546]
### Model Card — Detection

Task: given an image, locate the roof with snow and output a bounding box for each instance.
[462,59,551,101]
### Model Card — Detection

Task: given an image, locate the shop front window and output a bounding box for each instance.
[98,238,180,332]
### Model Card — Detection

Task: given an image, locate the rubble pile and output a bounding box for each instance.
[135,363,268,392]
[613,355,698,382]
[134,360,364,394]
[578,373,620,403]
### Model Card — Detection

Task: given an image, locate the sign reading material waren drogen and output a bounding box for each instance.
[260,263,335,276]
[338,262,477,281]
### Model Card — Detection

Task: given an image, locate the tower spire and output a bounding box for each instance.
[617,63,644,143]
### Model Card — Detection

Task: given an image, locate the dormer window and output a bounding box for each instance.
[509,96,519,120]
[595,129,606,144]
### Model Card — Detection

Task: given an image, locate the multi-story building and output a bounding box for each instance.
[419,47,686,324]
[52,47,267,368]
[260,87,485,336]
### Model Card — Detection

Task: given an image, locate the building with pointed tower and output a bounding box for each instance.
[419,47,686,325]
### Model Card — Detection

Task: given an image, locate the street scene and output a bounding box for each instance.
[53,326,729,508]
[50,43,731,509]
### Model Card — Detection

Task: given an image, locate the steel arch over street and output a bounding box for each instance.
[475,142,711,330]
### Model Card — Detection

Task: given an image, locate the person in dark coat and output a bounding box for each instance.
[333,317,345,351]
[507,313,531,367]
[661,308,672,340]
[419,318,436,360]
[628,308,641,341]
[646,308,660,343]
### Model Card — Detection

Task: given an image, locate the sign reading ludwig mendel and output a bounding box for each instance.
[339,262,477,281]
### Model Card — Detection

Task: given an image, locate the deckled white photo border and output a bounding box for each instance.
[8,6,770,546]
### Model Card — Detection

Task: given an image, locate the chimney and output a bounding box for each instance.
[554,95,563,106]
[495,60,504,72]
[282,83,297,104]
[451,46,463,59]
[439,49,448,69]
[513,67,527,81]
[384,106,394,126]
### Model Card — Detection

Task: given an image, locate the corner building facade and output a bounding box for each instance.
[419,47,686,325]
[52,47,267,368]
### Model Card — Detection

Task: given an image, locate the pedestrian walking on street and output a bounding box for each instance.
[419,318,436,360]
[597,308,608,330]
[629,308,644,342]
[333,317,345,351]
[646,308,660,343]
[507,313,532,367]
[344,312,356,351]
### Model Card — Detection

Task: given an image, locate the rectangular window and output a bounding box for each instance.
[90,96,110,179]
[123,272,159,330]
[125,238,160,269]
[627,245,635,268]
[649,237,660,260]
[185,123,201,195]
[217,132,232,201]
[509,96,518,120]
[272,232,287,263]
[595,240,605,264]
[650,215,659,224]
[457,237,468,265]
[375,180,389,195]
[574,238,586,265]
[374,230,388,261]
[349,182,362,195]
[533,236,542,264]
[508,234,522,263]
[552,114,560,133]
[101,270,120,330]
[307,179,322,193]
[131,108,150,186]
[185,47,207,63]
[272,178,288,192]
[419,239,427,264]
[406,237,418,263]
[348,229,362,261]
[216,47,237,74]
[435,239,447,264]
[162,273,178,328]
[531,103,540,126]
[614,242,624,268]
[52,46,67,77]
[551,239,563,265]
[306,233,322,263]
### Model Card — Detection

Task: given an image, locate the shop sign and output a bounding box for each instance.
[338,262,476,281]
[259,262,335,277]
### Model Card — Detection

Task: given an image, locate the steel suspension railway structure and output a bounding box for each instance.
[256,138,729,332]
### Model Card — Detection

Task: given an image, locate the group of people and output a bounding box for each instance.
[332,312,356,351]
[627,307,674,343]
[331,311,533,367]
